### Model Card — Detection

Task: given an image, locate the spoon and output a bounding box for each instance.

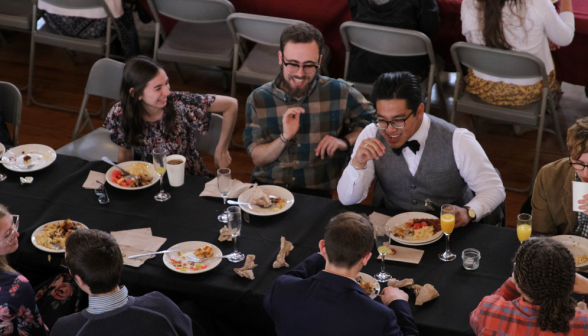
[101,157,136,178]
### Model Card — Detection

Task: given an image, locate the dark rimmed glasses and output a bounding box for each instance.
[373,111,416,130]
[570,157,588,171]
[282,55,320,74]
[0,215,19,244]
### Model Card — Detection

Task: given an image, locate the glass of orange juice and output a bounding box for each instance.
[373,224,392,282]
[439,204,456,261]
[517,213,532,243]
[153,147,171,202]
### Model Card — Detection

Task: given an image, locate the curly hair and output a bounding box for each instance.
[567,116,588,160]
[514,238,577,333]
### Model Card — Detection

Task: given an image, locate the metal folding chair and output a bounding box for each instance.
[147,0,235,89]
[0,81,22,145]
[340,21,447,116]
[450,41,566,193]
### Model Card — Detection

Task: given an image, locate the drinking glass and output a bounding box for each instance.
[439,204,456,261]
[462,248,481,270]
[152,147,171,202]
[217,168,232,223]
[517,213,532,243]
[373,224,392,282]
[226,206,245,263]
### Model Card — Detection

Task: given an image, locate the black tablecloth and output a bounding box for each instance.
[0,155,524,336]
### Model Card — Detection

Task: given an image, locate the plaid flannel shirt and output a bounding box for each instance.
[470,278,588,335]
[243,75,374,190]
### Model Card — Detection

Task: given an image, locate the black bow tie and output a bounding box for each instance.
[392,140,421,156]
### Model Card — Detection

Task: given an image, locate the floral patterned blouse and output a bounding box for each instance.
[104,91,216,176]
[0,273,47,336]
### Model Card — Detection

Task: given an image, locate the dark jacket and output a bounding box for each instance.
[347,0,441,83]
[264,253,419,336]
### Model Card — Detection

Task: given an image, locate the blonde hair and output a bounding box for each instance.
[0,204,17,274]
[567,117,588,160]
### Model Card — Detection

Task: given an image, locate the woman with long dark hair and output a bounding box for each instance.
[104,56,238,176]
[471,238,588,335]
[461,0,575,105]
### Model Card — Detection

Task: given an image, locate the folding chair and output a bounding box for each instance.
[340,21,447,116]
[147,0,235,89]
[27,0,121,113]
[227,13,331,97]
[0,81,22,145]
[450,41,566,193]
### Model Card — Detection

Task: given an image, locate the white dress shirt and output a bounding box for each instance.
[461,0,575,85]
[39,0,124,19]
[337,114,506,221]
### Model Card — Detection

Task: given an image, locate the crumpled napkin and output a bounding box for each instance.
[576,301,588,312]
[412,284,439,306]
[110,228,167,267]
[82,170,106,189]
[218,225,233,242]
[199,178,253,199]
[247,184,272,207]
[273,237,294,268]
[387,278,414,288]
[235,255,257,280]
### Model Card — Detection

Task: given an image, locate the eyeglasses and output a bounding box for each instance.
[373,111,416,130]
[569,157,588,171]
[0,215,19,244]
[281,55,320,74]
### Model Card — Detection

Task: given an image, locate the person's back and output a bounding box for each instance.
[347,0,440,83]
[50,292,191,336]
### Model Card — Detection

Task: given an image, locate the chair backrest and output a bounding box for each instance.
[150,0,234,24]
[40,0,104,10]
[84,58,124,100]
[0,81,22,145]
[227,13,304,47]
[195,113,223,156]
[450,42,548,87]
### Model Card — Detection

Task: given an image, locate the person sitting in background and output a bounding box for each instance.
[461,0,575,105]
[338,72,505,227]
[243,23,374,198]
[346,0,440,84]
[50,229,192,336]
[532,117,588,235]
[38,0,140,58]
[470,237,588,335]
[264,212,419,336]
[104,56,238,176]
[0,205,47,336]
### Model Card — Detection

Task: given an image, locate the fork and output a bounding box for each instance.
[101,157,136,178]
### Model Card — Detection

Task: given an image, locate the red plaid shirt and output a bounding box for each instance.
[470,278,588,335]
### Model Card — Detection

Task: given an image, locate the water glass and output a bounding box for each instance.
[439,204,456,262]
[217,168,232,223]
[152,147,170,202]
[517,213,532,243]
[226,206,245,263]
[373,224,392,282]
[462,248,481,270]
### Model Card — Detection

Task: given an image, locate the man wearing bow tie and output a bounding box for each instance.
[337,72,505,227]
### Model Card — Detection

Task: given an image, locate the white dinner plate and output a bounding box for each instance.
[551,235,588,268]
[387,212,443,246]
[105,161,158,190]
[238,185,294,216]
[2,144,56,172]
[0,143,5,157]
[31,220,88,253]
[163,241,223,274]
[357,272,380,299]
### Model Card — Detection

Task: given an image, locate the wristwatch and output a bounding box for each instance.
[464,206,476,221]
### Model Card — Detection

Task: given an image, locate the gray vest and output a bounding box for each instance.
[373,115,474,212]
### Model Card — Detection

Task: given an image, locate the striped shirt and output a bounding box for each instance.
[243,75,374,190]
[86,286,129,314]
[470,279,588,335]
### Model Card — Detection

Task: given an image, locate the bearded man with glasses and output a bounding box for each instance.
[338,72,505,228]
[531,117,588,236]
[243,23,374,198]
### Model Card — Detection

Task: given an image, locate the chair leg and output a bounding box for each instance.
[434,73,448,119]
[222,71,230,94]
[548,94,566,151]
[450,73,462,124]
[174,63,186,83]
[27,34,36,107]
[72,96,90,140]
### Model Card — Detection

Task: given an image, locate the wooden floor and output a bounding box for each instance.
[1,30,587,229]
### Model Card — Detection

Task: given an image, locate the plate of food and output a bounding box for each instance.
[2,144,57,172]
[106,161,157,190]
[387,212,443,246]
[237,184,294,216]
[31,219,88,253]
[163,241,223,274]
[356,272,380,299]
[551,235,588,268]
